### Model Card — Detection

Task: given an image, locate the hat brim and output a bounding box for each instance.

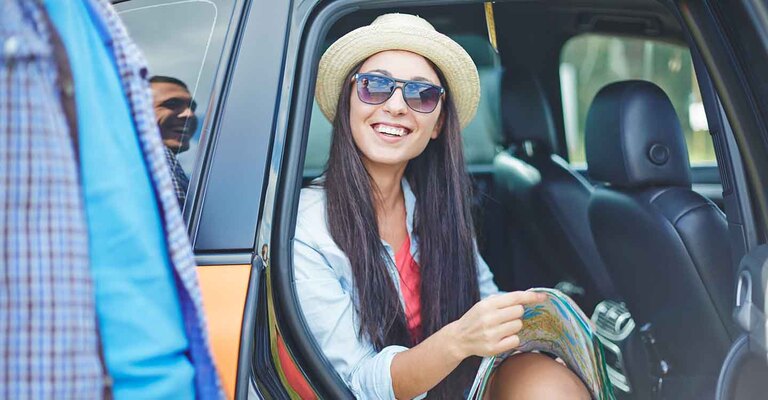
[315,20,480,129]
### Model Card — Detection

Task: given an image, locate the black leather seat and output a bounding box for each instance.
[492,68,617,312]
[585,80,736,396]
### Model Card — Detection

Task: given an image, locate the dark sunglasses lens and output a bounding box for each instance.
[404,83,441,113]
[357,75,394,104]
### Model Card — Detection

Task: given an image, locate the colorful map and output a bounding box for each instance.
[467,288,615,400]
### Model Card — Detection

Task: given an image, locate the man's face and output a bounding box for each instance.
[151,82,198,153]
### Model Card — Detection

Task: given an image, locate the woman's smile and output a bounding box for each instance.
[371,122,413,142]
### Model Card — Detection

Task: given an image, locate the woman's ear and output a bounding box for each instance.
[431,112,445,140]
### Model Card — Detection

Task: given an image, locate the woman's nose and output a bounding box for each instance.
[382,86,408,115]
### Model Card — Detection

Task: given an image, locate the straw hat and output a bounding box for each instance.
[315,13,481,129]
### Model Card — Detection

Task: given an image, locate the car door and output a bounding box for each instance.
[113,0,290,398]
[247,0,768,399]
[673,0,768,398]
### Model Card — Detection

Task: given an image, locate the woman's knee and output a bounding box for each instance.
[487,352,591,399]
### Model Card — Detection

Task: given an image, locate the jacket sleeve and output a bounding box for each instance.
[293,236,412,399]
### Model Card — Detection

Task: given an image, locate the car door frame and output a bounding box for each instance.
[193,0,296,397]
[674,0,768,397]
[247,0,768,398]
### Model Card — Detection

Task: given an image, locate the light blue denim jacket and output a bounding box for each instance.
[293,179,501,399]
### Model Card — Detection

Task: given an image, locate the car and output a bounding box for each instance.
[113,0,768,398]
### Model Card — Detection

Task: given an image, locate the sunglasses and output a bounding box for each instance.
[353,73,445,114]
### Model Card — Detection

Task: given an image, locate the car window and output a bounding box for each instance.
[115,0,239,212]
[304,34,501,177]
[560,34,716,166]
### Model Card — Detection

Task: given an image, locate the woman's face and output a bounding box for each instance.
[349,50,444,170]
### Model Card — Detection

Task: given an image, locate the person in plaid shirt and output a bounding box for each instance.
[150,76,196,208]
[0,1,222,399]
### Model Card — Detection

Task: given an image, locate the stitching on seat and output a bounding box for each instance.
[671,202,718,226]
[648,187,674,203]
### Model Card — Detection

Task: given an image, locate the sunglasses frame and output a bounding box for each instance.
[352,73,445,114]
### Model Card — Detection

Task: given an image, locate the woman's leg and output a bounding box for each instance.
[483,352,591,399]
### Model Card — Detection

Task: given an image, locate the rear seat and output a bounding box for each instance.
[492,67,618,312]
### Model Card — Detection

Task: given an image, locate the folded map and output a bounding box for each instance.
[466,288,615,400]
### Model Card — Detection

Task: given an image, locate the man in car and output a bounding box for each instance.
[0,1,222,399]
[150,76,198,207]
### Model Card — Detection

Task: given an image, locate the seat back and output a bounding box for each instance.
[492,68,617,311]
[586,80,735,391]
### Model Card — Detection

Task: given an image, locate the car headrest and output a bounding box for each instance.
[585,80,691,188]
[498,68,558,154]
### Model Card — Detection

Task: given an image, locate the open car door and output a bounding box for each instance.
[674,1,768,398]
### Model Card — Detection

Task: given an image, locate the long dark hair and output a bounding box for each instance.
[324,64,480,397]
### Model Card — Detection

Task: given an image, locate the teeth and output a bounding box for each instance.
[375,124,408,137]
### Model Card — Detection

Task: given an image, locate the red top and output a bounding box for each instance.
[394,235,422,341]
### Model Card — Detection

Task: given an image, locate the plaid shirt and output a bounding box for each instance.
[0,1,222,398]
[164,147,190,208]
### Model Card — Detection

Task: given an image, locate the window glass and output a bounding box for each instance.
[560,34,715,165]
[115,0,238,210]
[304,34,501,178]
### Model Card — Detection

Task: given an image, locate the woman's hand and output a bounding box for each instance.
[391,291,546,399]
[447,291,547,359]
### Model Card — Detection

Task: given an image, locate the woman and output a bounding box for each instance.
[294,13,591,399]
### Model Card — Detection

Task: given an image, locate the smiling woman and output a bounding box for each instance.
[292,13,591,400]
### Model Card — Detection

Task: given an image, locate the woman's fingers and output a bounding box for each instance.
[501,304,525,320]
[484,304,524,327]
[460,290,546,357]
[496,334,521,353]
[486,291,546,309]
[494,318,524,338]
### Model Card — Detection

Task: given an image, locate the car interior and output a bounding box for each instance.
[281,0,768,399]
[106,0,768,398]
